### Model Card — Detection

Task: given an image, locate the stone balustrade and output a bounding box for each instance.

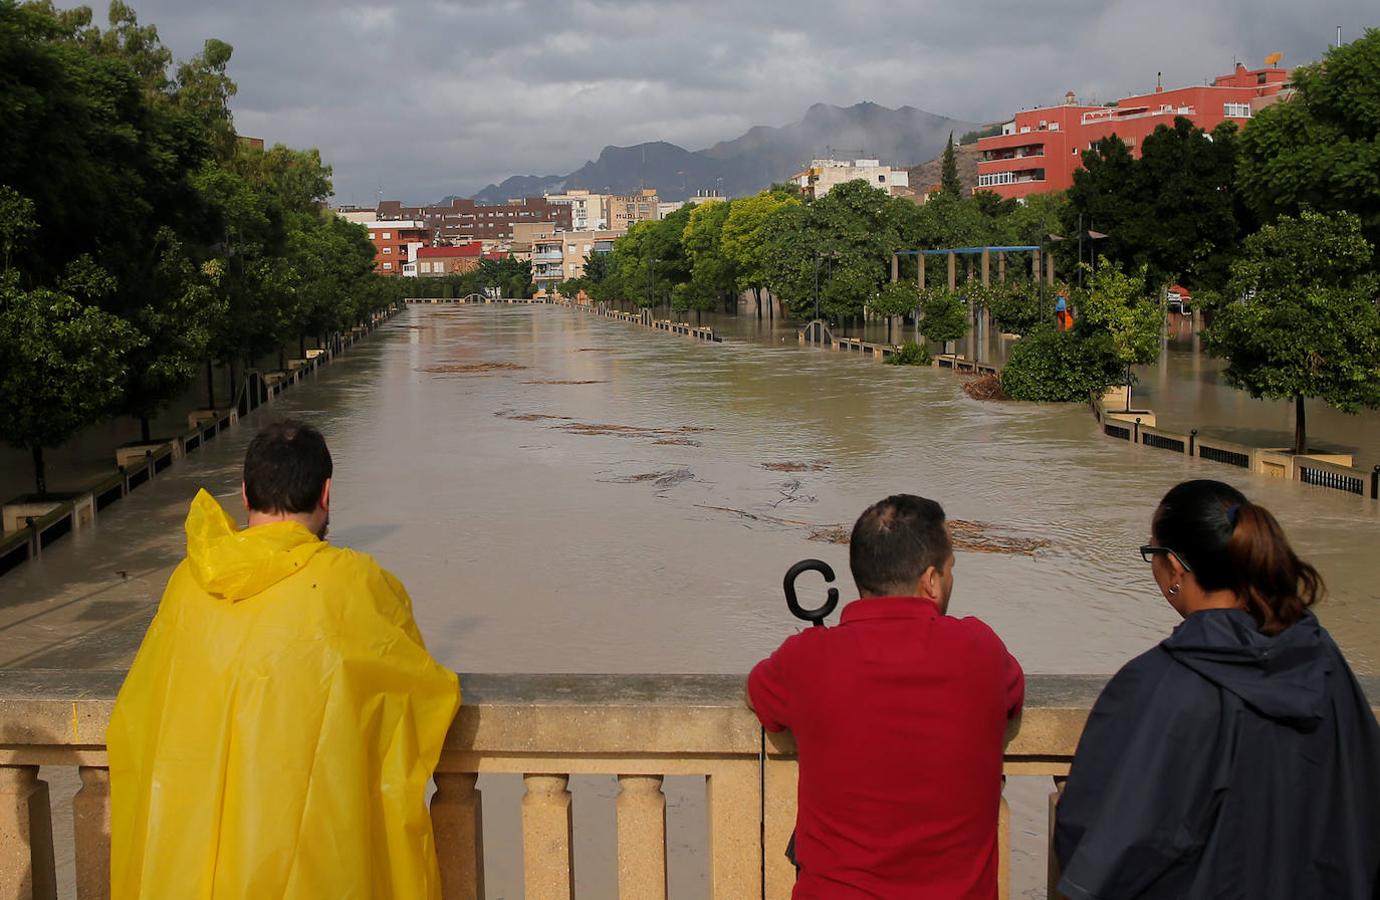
[8,671,1370,899]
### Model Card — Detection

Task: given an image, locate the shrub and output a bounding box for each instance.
[885,340,931,366]
[1001,327,1117,402]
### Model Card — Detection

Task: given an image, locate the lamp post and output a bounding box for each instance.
[646,256,659,312]
[812,250,838,326]
[1041,233,1065,321]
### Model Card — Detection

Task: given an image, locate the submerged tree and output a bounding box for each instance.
[1075,260,1163,410]
[1204,210,1380,454]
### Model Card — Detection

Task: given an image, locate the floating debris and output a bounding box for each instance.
[576,347,614,353]
[773,478,817,507]
[556,422,712,440]
[653,438,702,447]
[521,379,608,385]
[496,411,573,422]
[601,468,695,488]
[694,505,1048,556]
[422,362,527,374]
[761,460,831,473]
[963,373,1009,402]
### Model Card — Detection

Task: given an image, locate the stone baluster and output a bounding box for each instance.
[431,772,483,900]
[616,775,667,900]
[0,765,57,900]
[1048,776,1069,900]
[521,774,573,900]
[73,766,111,900]
[706,760,760,898]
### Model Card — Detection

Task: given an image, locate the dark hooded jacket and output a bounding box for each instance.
[1055,609,1380,899]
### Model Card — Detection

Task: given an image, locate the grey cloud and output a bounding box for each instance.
[126,0,1373,203]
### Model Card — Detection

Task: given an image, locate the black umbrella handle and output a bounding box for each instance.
[784,559,839,627]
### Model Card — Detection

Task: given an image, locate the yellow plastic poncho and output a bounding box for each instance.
[108,489,460,900]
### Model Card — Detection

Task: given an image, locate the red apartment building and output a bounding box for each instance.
[363,220,429,275]
[416,242,484,276]
[375,197,571,242]
[975,63,1290,200]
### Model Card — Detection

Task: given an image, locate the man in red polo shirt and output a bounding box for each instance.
[749,494,1024,898]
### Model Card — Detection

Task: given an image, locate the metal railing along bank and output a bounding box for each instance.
[0,306,403,580]
[1089,396,1380,501]
[0,671,1211,900]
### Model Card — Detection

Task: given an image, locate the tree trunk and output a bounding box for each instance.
[755,287,762,320]
[32,446,47,498]
[299,334,306,358]
[278,347,286,370]
[887,316,893,343]
[140,415,152,444]
[206,359,216,409]
[1125,366,1133,413]
[1295,394,1307,455]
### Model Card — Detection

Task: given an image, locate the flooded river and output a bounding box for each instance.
[3,303,1377,673]
[4,303,1377,900]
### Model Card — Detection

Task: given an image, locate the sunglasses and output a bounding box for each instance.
[1139,545,1193,572]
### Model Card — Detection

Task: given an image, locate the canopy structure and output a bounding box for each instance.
[890,245,1054,289]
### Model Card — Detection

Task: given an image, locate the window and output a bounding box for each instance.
[383,247,392,254]
[383,262,393,270]
[1072,147,1080,155]
[1224,102,1251,118]
[382,232,391,239]
[1049,122,1059,131]
[369,232,376,239]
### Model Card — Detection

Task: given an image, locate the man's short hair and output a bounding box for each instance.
[849,494,951,597]
[243,420,333,514]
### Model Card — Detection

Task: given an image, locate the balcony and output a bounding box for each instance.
[981,147,1045,162]
[532,251,564,261]
[0,670,1131,899]
[977,169,1047,188]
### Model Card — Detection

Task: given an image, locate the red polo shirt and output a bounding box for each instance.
[749,596,1024,899]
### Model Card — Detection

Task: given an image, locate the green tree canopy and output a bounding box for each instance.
[1204,209,1380,453]
[940,132,962,198]
[1238,29,1380,257]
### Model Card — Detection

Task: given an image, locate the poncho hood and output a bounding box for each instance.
[1163,608,1329,730]
[184,488,326,601]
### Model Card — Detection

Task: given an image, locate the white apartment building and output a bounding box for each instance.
[790,159,909,200]
[544,189,610,231]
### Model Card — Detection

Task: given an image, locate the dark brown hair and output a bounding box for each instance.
[243,420,333,515]
[849,494,951,597]
[1152,479,1322,635]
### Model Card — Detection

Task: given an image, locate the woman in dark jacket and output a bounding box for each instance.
[1055,479,1380,899]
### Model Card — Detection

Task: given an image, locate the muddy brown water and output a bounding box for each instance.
[2,304,1377,899]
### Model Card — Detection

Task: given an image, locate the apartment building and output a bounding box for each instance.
[362,220,428,276]
[789,159,909,200]
[531,229,620,292]
[608,189,660,231]
[415,242,485,276]
[373,197,572,242]
[545,189,610,231]
[974,61,1291,199]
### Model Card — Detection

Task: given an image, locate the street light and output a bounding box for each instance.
[646,256,659,312]
[813,250,839,325]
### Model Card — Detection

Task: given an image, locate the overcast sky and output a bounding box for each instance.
[125,0,1372,204]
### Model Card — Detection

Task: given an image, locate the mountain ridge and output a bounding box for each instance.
[468,101,977,204]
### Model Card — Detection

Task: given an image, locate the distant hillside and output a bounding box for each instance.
[905,141,983,198]
[471,101,978,203]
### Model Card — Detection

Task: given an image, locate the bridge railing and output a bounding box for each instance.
[0,671,1127,900]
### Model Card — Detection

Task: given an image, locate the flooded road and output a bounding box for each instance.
[3,304,1377,674]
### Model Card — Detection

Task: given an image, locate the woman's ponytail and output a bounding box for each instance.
[1225,501,1322,635]
[1153,480,1324,635]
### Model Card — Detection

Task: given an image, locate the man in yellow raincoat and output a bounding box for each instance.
[108,420,460,899]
